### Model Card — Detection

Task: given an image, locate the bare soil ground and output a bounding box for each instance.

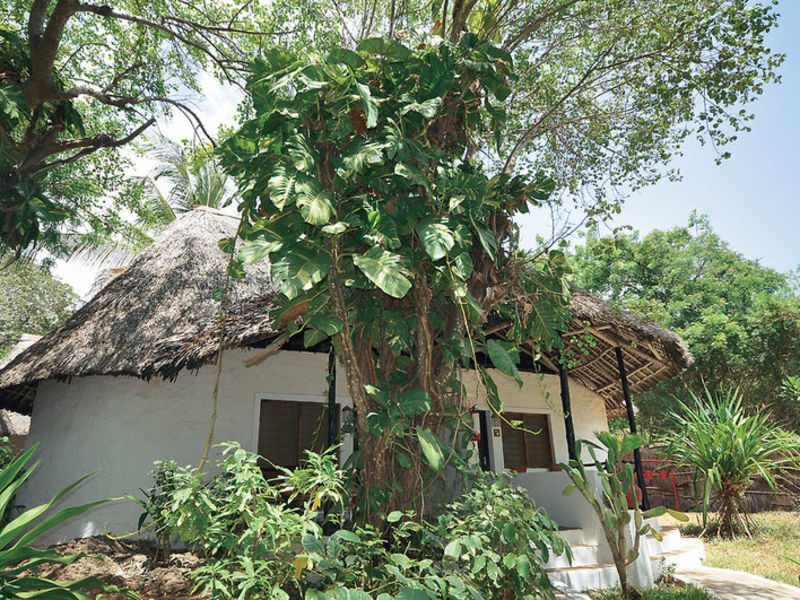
[35,536,203,599]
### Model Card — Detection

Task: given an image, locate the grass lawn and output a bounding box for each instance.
[662,511,800,587]
[589,582,712,599]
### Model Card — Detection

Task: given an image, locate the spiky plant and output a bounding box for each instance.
[666,387,800,538]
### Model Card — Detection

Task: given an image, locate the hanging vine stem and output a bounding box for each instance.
[197,212,248,472]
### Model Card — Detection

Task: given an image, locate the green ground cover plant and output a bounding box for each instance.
[137,442,568,600]
[589,582,713,600]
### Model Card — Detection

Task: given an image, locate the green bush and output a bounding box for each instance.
[436,474,569,599]
[666,386,800,538]
[0,445,134,599]
[140,443,567,599]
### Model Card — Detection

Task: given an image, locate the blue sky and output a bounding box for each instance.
[517,0,800,275]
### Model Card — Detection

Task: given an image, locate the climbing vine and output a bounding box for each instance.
[220,35,572,520]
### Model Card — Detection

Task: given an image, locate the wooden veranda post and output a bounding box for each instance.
[614,346,651,510]
[558,361,577,462]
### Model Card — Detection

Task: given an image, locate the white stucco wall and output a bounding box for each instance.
[462,369,609,467]
[21,357,609,545]
[22,349,352,545]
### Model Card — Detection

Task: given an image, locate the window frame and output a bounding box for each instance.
[500,412,556,472]
[256,397,340,476]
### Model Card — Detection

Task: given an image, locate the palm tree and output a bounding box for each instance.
[666,387,800,538]
[138,137,234,231]
[69,137,233,267]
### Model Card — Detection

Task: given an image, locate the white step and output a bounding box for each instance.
[546,562,619,591]
[650,537,705,577]
[542,544,601,569]
[557,528,585,545]
[645,526,682,554]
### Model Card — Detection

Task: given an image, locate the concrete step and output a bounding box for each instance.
[645,525,682,553]
[650,537,705,578]
[557,527,585,546]
[542,543,601,569]
[546,562,619,591]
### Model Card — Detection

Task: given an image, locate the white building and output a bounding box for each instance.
[0,207,703,591]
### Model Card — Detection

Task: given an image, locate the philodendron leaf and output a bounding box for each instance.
[416,427,445,473]
[485,339,523,387]
[296,182,334,225]
[415,219,454,261]
[352,247,412,298]
[272,247,331,299]
[268,165,299,209]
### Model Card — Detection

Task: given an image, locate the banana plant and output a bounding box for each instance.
[560,432,686,599]
[0,444,136,599]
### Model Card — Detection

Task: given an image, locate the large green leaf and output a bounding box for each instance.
[272,247,332,299]
[355,81,378,128]
[295,180,334,225]
[356,37,412,60]
[416,428,445,473]
[352,247,412,298]
[485,339,523,387]
[415,219,454,261]
[342,141,385,172]
[268,165,299,209]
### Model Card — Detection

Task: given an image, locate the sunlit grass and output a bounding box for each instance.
[662,511,800,586]
[589,581,712,599]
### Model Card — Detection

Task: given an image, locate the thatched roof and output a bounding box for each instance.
[552,288,693,417]
[0,207,691,417]
[0,208,278,412]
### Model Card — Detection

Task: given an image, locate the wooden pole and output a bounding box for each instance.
[558,361,577,462]
[615,346,651,510]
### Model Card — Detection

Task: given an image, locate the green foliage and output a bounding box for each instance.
[561,433,687,598]
[0,445,133,599]
[0,260,80,359]
[569,213,800,433]
[590,582,714,600]
[436,475,568,599]
[665,386,800,538]
[141,444,564,599]
[0,0,344,253]
[220,36,572,518]
[135,442,347,599]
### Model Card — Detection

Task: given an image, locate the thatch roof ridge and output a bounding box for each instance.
[0,209,276,410]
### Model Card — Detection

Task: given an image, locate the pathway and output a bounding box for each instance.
[677,566,800,599]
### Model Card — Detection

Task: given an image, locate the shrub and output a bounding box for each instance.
[666,386,800,538]
[136,442,347,599]
[436,474,568,599]
[140,444,566,599]
[0,445,133,599]
[561,433,686,599]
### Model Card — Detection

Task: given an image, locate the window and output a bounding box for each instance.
[501,413,553,471]
[258,400,338,474]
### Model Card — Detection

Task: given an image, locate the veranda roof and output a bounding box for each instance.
[0,207,691,416]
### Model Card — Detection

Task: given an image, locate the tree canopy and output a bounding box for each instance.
[569,213,800,432]
[0,259,79,359]
[0,0,783,254]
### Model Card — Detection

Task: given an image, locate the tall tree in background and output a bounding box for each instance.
[0,260,78,358]
[0,0,341,253]
[569,213,800,432]
[0,0,784,254]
